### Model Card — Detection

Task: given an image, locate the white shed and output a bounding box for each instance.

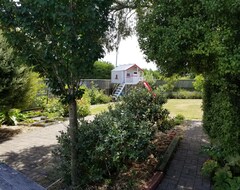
[111,64,144,85]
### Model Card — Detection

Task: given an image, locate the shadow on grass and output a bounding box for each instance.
[0,128,21,144]
[0,145,62,189]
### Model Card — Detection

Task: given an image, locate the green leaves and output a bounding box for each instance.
[56,87,172,187]
[137,0,240,76]
[0,0,114,101]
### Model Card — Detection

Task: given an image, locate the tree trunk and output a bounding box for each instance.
[69,99,78,188]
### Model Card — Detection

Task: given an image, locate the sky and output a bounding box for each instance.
[102,35,157,70]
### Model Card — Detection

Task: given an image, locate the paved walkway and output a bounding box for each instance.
[157,121,212,190]
[0,116,94,188]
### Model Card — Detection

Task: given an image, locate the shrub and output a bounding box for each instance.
[202,145,240,189]
[85,61,114,79]
[173,114,185,125]
[169,89,202,99]
[21,72,43,109]
[43,98,65,119]
[56,109,154,187]
[77,90,91,117]
[88,82,111,105]
[28,77,48,109]
[201,159,219,177]
[158,74,179,93]
[203,78,240,155]
[55,87,173,187]
[0,109,27,126]
[213,166,240,190]
[193,74,204,92]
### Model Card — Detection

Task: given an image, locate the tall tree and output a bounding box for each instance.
[136,0,240,154]
[0,32,31,124]
[86,61,114,79]
[0,0,113,187]
[136,0,240,76]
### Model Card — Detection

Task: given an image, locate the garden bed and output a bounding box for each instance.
[89,127,183,190]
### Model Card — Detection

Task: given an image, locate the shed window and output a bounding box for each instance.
[133,71,138,74]
[115,74,118,79]
[126,73,130,77]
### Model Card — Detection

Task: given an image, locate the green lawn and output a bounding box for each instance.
[90,99,203,120]
[164,99,202,120]
[90,103,114,115]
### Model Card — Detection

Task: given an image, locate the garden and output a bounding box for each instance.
[0,0,240,189]
[0,68,200,189]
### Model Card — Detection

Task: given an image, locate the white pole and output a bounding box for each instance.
[115,47,119,67]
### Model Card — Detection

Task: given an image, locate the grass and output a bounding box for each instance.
[90,99,203,120]
[164,99,202,120]
[90,103,114,115]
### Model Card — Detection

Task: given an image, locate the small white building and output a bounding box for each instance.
[111,64,144,85]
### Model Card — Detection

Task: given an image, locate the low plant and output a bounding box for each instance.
[213,166,240,190]
[77,89,91,117]
[201,145,240,189]
[193,74,204,92]
[88,82,111,105]
[42,98,65,119]
[201,145,225,161]
[173,114,185,125]
[0,109,27,126]
[201,159,219,177]
[170,89,202,99]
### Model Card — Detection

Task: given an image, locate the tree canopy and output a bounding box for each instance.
[86,61,114,79]
[137,0,240,155]
[0,0,113,102]
[136,0,240,76]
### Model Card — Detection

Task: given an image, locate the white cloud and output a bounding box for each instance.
[102,35,157,70]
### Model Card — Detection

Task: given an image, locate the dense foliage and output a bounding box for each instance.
[88,82,111,105]
[137,0,240,151]
[0,33,41,125]
[203,78,240,155]
[193,74,204,93]
[0,0,114,101]
[85,61,114,79]
[0,1,114,185]
[137,1,240,186]
[55,87,173,187]
[201,146,240,189]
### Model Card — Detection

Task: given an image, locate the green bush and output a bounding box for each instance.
[0,109,27,126]
[85,61,114,79]
[193,74,204,92]
[77,90,91,117]
[21,72,43,109]
[202,147,240,189]
[55,87,173,187]
[42,98,65,119]
[213,166,240,190]
[88,82,111,105]
[203,78,240,155]
[158,74,179,93]
[201,159,219,177]
[169,89,202,99]
[173,114,185,125]
[28,77,48,109]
